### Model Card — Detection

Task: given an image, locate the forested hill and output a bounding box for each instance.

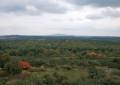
[0,35,120,42]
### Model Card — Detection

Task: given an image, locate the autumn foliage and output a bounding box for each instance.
[19,60,32,70]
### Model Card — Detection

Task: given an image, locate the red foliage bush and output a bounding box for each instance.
[19,60,32,70]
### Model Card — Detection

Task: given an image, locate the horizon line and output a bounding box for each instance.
[0,34,120,37]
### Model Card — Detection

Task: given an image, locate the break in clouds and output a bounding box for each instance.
[0,0,120,36]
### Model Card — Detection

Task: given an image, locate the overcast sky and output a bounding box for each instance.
[0,0,120,36]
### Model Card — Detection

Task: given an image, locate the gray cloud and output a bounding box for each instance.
[86,8,120,20]
[68,0,120,7]
[0,0,67,14]
[29,0,67,13]
[103,8,120,17]
[86,15,104,20]
[0,0,26,13]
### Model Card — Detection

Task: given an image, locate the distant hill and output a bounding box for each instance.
[52,34,68,36]
[0,35,120,42]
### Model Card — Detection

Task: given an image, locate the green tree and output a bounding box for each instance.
[0,52,10,68]
[4,61,22,75]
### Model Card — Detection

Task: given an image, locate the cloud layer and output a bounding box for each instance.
[86,7,120,20]
[0,0,67,14]
[68,0,120,7]
[0,0,120,36]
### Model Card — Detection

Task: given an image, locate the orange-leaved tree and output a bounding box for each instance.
[19,59,32,70]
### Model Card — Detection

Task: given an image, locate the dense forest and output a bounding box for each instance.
[0,36,120,85]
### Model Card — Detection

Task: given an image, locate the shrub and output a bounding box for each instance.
[88,66,98,79]
[52,72,70,85]
[0,78,8,85]
[0,70,8,77]
[4,61,22,75]
[62,65,72,70]
[19,60,32,70]
[0,52,10,68]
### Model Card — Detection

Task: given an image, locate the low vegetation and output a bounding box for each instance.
[0,39,120,85]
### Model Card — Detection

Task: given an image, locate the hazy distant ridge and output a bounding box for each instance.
[0,35,120,42]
